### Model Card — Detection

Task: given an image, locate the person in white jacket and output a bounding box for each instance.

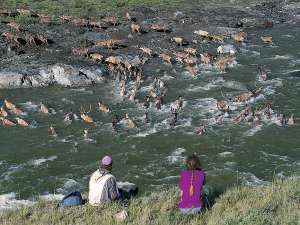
[88,155,119,205]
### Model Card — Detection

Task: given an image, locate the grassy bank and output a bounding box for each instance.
[0,0,183,17]
[1,177,300,225]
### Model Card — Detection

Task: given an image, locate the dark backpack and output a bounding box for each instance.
[58,191,84,207]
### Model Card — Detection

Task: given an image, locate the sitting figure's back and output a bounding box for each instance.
[179,155,206,214]
[89,155,119,205]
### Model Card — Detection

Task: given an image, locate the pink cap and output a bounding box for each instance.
[101,155,112,166]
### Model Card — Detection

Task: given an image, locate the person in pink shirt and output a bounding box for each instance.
[178,155,206,214]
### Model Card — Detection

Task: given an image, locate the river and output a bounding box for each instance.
[0,23,299,207]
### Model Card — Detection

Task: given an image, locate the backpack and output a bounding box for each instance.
[58,191,84,207]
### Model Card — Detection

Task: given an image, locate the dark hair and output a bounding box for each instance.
[100,163,112,171]
[186,155,201,170]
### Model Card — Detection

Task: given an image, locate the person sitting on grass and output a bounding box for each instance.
[178,155,206,214]
[88,155,119,205]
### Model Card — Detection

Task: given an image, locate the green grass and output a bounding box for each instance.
[13,14,39,24]
[0,0,183,17]
[1,177,300,225]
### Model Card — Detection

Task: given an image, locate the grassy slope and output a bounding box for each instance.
[0,0,183,16]
[1,177,300,225]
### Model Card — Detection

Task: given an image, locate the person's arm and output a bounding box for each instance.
[179,172,183,197]
[108,177,119,200]
[197,168,206,186]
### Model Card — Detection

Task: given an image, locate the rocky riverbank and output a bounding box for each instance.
[0,0,300,89]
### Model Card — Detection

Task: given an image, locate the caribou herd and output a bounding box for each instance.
[0,8,296,138]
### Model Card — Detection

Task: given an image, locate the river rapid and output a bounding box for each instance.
[0,22,300,209]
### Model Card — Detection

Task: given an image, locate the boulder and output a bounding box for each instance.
[115,210,128,222]
[51,64,86,86]
[0,71,24,88]
[0,64,105,89]
[217,44,237,55]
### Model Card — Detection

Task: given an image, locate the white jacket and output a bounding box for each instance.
[88,170,114,205]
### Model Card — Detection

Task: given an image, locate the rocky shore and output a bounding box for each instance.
[0,0,300,89]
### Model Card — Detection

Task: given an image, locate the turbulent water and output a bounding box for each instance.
[0,23,300,208]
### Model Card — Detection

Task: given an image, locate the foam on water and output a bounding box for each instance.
[83,137,97,143]
[218,151,234,157]
[285,69,300,76]
[173,117,192,128]
[140,85,153,93]
[244,125,263,137]
[132,127,158,137]
[156,175,179,181]
[282,34,294,38]
[20,101,39,111]
[260,151,290,162]
[222,80,247,91]
[268,114,284,126]
[161,74,175,80]
[29,156,58,167]
[0,192,67,212]
[268,54,293,60]
[62,179,78,189]
[187,82,218,92]
[1,164,24,181]
[240,48,261,56]
[70,88,93,94]
[262,78,283,87]
[192,98,218,114]
[61,98,75,104]
[49,108,57,115]
[29,120,38,129]
[240,172,268,186]
[39,194,64,201]
[0,193,34,211]
[167,148,186,164]
[224,161,237,168]
[56,135,75,143]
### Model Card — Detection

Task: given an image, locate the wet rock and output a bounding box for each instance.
[217,44,237,55]
[0,71,24,88]
[51,64,84,86]
[0,64,105,88]
[28,74,50,87]
[222,80,247,91]
[79,68,105,83]
[48,64,104,86]
[240,18,274,28]
[0,0,298,91]
[208,26,241,36]
[115,210,128,222]
[151,24,172,33]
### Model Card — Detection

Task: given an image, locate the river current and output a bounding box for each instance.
[0,23,299,208]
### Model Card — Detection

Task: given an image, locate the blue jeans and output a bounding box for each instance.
[180,207,202,215]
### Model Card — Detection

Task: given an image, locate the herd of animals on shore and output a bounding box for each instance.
[0,8,297,139]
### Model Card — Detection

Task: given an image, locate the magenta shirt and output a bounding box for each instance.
[178,169,205,209]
